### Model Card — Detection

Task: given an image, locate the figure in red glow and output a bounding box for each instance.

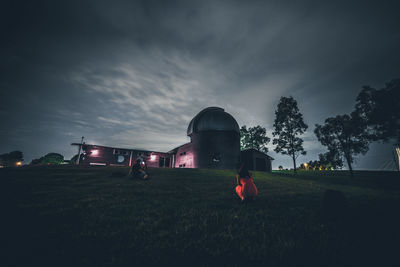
[235,162,258,202]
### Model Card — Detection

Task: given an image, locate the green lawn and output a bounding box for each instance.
[1,166,399,266]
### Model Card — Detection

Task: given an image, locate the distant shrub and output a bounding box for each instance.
[30,153,64,165]
[0,151,23,167]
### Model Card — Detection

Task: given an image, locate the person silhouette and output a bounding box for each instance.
[129,158,149,180]
[235,162,258,202]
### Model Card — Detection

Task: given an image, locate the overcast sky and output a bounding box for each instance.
[1,0,399,169]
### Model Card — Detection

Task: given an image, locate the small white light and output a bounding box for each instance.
[150,155,156,161]
[91,150,99,156]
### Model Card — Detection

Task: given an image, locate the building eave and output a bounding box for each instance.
[241,148,274,160]
[71,143,168,154]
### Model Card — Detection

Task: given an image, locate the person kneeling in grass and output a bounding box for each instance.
[235,162,257,202]
[129,159,149,180]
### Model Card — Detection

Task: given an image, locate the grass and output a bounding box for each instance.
[1,166,400,266]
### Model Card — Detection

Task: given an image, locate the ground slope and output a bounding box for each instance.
[1,167,399,266]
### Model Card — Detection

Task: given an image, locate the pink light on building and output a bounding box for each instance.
[91,150,99,156]
[150,154,157,161]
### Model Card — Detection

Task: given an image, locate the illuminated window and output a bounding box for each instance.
[117,155,125,163]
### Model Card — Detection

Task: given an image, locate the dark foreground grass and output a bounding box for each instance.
[1,166,399,266]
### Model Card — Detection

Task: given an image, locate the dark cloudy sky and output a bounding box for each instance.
[1,0,399,169]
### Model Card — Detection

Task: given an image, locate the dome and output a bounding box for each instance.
[187,107,240,136]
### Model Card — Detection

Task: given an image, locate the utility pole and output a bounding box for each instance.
[76,136,84,165]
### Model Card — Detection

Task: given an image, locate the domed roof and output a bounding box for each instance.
[187,107,240,136]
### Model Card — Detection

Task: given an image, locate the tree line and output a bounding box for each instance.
[0,151,66,167]
[0,151,24,167]
[240,78,399,177]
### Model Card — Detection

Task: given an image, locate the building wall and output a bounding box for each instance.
[241,150,254,170]
[174,143,195,168]
[240,149,272,172]
[190,130,240,169]
[74,143,271,172]
[79,145,171,167]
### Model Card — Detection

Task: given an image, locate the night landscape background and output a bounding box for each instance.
[2,2,400,266]
[1,0,399,168]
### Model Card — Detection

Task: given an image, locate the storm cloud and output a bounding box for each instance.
[1,0,399,169]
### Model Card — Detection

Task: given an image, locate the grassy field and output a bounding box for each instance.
[1,166,400,266]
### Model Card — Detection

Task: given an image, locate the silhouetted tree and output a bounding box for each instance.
[240,125,270,153]
[30,153,64,165]
[355,79,400,144]
[306,160,320,171]
[319,150,344,170]
[304,154,342,171]
[30,158,43,165]
[272,96,308,174]
[41,153,64,165]
[0,151,23,167]
[314,114,369,178]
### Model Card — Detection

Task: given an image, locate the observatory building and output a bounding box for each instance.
[170,107,241,169]
[72,107,273,171]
